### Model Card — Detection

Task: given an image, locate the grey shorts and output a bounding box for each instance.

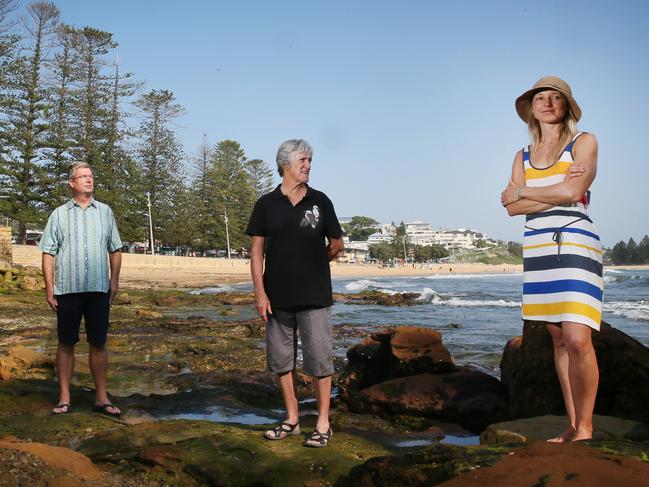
[266,307,333,377]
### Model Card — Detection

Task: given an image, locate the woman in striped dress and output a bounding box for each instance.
[501,76,602,442]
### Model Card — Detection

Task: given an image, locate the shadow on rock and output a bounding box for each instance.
[501,320,649,425]
[338,326,509,433]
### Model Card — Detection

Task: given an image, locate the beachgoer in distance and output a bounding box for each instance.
[246,139,344,447]
[40,161,123,417]
[501,76,602,441]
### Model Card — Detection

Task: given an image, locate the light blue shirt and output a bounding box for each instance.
[39,198,123,295]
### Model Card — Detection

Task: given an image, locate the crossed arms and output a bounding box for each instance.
[501,133,598,216]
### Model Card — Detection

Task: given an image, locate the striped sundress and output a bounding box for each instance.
[522,132,603,330]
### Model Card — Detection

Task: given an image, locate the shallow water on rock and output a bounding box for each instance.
[440,435,481,446]
[162,408,277,425]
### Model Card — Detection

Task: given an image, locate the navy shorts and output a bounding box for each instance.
[56,292,110,347]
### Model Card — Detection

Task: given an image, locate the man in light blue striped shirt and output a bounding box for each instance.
[40,161,123,417]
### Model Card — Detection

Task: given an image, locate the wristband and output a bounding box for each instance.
[516,186,524,200]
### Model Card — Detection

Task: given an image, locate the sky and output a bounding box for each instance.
[36,0,649,246]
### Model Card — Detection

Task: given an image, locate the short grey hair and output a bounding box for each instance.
[275,139,313,176]
[68,161,91,180]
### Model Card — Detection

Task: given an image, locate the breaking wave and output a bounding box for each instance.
[604,300,649,322]
[417,288,520,307]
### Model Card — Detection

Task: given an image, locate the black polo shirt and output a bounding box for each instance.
[246,184,342,309]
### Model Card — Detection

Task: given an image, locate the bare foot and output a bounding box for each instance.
[547,426,576,443]
[571,428,593,442]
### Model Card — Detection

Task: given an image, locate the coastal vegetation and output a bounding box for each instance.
[368,239,524,265]
[341,216,380,241]
[369,240,449,264]
[607,235,649,265]
[0,1,274,253]
[457,242,523,265]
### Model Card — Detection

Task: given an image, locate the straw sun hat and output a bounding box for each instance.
[515,76,581,123]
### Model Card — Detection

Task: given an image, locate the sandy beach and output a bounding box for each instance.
[11,245,648,289]
[120,261,527,288]
[12,244,522,288]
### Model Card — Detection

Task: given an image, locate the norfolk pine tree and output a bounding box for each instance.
[206,140,256,252]
[245,157,274,199]
[42,23,81,206]
[134,89,185,248]
[68,27,115,184]
[102,52,145,241]
[0,1,59,242]
[0,0,19,223]
[187,134,214,253]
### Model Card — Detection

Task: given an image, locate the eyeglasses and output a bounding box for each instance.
[71,174,94,180]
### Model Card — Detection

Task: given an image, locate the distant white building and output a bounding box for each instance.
[404,222,493,251]
[339,238,369,263]
[429,228,493,251]
[367,223,396,246]
[405,221,437,246]
[344,217,494,254]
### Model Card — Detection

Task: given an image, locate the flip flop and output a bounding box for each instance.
[52,403,71,415]
[93,403,121,417]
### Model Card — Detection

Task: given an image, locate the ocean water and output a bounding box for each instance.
[331,269,649,374]
[195,269,649,376]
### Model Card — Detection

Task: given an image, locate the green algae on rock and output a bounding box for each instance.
[78,419,392,486]
[337,442,511,487]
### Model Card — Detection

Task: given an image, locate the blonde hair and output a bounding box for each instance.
[527,94,579,162]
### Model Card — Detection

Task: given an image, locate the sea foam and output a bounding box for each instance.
[417,287,520,307]
[604,300,649,321]
[423,273,522,280]
[190,285,237,295]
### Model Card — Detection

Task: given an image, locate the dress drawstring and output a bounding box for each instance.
[526,217,586,262]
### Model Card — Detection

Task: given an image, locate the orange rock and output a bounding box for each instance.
[0,441,101,481]
[0,345,54,380]
[439,441,649,487]
[48,475,86,487]
[389,326,449,363]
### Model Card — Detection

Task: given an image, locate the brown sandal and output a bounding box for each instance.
[263,422,301,440]
[303,428,332,447]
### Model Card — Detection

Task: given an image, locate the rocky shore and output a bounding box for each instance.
[1,268,648,485]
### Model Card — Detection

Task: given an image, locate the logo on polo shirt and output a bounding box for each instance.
[301,205,320,229]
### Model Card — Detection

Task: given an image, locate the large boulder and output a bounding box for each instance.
[499,323,562,418]
[338,326,455,404]
[339,326,508,432]
[500,320,649,424]
[355,371,509,432]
